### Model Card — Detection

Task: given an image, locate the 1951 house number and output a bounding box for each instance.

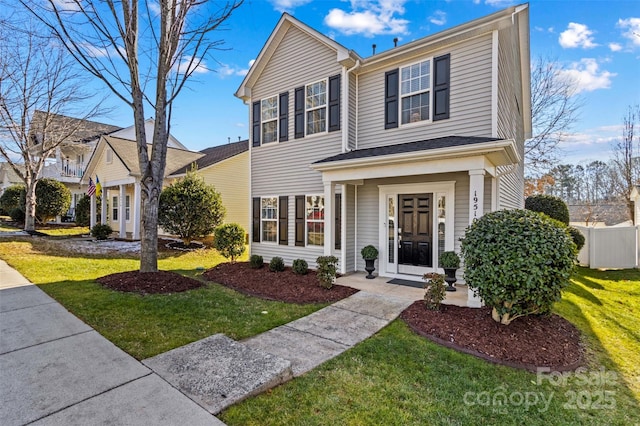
[473,190,478,218]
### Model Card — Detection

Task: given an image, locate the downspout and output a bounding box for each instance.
[342,60,360,153]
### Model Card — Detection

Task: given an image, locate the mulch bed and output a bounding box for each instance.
[202,261,358,304]
[401,302,584,371]
[96,270,205,295]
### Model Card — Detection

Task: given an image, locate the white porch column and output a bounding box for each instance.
[90,194,96,229]
[119,184,126,238]
[132,182,141,240]
[323,182,335,256]
[100,188,107,225]
[468,169,486,308]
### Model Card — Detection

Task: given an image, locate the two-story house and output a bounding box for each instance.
[235,4,531,306]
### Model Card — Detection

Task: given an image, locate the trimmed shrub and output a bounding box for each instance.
[423,273,446,310]
[158,169,225,245]
[10,207,25,223]
[461,209,576,325]
[316,255,338,289]
[360,245,379,260]
[249,254,264,269]
[525,194,570,225]
[34,178,71,223]
[214,223,246,262]
[439,251,460,269]
[269,256,285,272]
[292,259,308,275]
[91,223,113,240]
[74,194,101,226]
[0,185,25,216]
[567,226,585,251]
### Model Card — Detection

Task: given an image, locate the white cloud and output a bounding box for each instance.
[217,60,254,78]
[609,42,622,52]
[51,0,81,12]
[617,17,640,47]
[484,0,516,6]
[175,56,209,75]
[557,58,615,94]
[269,0,312,13]
[147,1,161,16]
[324,0,410,37]
[559,23,598,49]
[429,10,446,26]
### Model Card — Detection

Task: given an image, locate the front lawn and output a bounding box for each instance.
[0,239,328,359]
[220,267,640,425]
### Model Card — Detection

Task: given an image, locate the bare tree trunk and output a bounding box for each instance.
[24,179,37,232]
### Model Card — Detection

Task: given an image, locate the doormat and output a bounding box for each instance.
[387,278,424,289]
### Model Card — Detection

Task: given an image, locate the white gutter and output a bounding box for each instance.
[342,60,360,153]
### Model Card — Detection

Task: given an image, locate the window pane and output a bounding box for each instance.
[306,108,326,135]
[262,221,277,242]
[401,93,430,124]
[306,195,324,246]
[306,81,326,109]
[261,97,277,120]
[261,197,277,219]
[262,121,277,143]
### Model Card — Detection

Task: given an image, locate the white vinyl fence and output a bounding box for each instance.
[575,225,639,269]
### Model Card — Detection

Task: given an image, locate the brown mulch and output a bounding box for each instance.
[96,270,205,295]
[401,302,584,371]
[202,261,358,304]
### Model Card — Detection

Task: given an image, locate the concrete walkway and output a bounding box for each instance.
[0,259,224,426]
[1,260,415,422]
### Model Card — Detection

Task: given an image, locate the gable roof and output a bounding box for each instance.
[168,140,249,177]
[83,136,204,181]
[30,110,122,145]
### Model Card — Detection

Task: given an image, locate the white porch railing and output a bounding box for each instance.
[575,225,638,269]
[41,160,85,179]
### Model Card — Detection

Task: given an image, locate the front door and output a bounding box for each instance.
[398,193,433,268]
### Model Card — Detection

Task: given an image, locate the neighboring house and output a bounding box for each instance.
[569,203,631,227]
[167,139,250,232]
[0,162,23,195]
[82,135,202,239]
[235,5,531,306]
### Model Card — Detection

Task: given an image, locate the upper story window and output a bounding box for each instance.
[261,197,278,243]
[106,148,113,164]
[305,80,327,135]
[400,60,431,124]
[261,96,278,143]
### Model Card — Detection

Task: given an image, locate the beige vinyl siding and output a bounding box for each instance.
[104,185,135,234]
[92,146,130,183]
[356,34,494,149]
[496,25,525,209]
[197,152,250,231]
[354,172,471,272]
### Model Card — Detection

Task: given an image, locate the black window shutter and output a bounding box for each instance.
[294,87,304,139]
[335,193,341,250]
[384,69,399,129]
[252,197,260,242]
[279,92,289,142]
[328,74,341,132]
[295,195,305,246]
[433,54,450,121]
[279,196,288,245]
[252,101,261,147]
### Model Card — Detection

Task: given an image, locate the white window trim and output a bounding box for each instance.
[125,194,131,223]
[105,148,113,164]
[399,57,433,126]
[261,95,278,144]
[112,195,119,222]
[305,79,328,136]
[260,196,278,244]
[305,194,325,247]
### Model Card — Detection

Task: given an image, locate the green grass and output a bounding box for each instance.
[0,239,327,359]
[36,225,89,237]
[220,267,640,425]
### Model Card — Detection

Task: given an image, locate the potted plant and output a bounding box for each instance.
[439,251,460,292]
[361,245,379,279]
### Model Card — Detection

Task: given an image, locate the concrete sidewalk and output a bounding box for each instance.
[0,259,224,426]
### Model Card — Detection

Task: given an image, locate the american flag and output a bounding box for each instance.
[87,177,96,197]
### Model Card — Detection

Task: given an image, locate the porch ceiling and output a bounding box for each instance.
[310,136,520,182]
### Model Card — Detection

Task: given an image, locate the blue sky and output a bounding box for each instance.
[99,0,640,167]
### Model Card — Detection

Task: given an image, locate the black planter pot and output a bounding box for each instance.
[444,268,457,291]
[364,258,376,279]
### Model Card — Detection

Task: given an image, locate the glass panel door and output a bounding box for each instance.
[386,195,397,273]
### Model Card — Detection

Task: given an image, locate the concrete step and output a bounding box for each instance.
[143,334,292,415]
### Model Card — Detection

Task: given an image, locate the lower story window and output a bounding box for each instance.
[306,195,324,246]
[261,197,278,242]
[125,195,130,221]
[112,196,118,221]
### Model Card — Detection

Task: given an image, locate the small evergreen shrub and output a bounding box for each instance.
[360,245,379,260]
[249,254,264,269]
[423,273,446,310]
[567,226,585,251]
[292,259,308,275]
[10,207,25,223]
[91,223,113,240]
[461,209,576,325]
[214,223,246,262]
[269,256,285,272]
[525,194,570,225]
[34,178,71,223]
[316,255,338,289]
[439,251,460,269]
[0,185,25,216]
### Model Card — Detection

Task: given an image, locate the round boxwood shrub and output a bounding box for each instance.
[91,223,113,240]
[269,256,285,272]
[249,254,264,269]
[567,226,585,251]
[214,223,246,262]
[460,209,576,325]
[0,185,25,216]
[10,207,25,223]
[292,259,308,275]
[525,194,570,225]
